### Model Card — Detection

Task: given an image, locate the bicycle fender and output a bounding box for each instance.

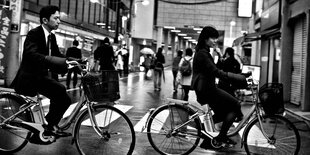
[240,117,258,148]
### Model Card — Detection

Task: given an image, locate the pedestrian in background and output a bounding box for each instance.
[65,40,82,89]
[177,48,193,101]
[143,54,153,79]
[217,47,241,96]
[116,50,124,76]
[153,47,165,91]
[93,37,115,71]
[121,45,129,74]
[172,50,183,93]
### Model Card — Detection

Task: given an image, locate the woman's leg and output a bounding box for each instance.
[73,70,78,88]
[66,69,73,88]
[157,71,162,89]
[182,85,190,101]
[172,71,178,91]
[206,89,240,145]
[153,70,158,89]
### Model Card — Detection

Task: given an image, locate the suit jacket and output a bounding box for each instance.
[12,26,66,96]
[66,46,82,59]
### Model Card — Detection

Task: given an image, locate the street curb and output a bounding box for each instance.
[286,108,310,129]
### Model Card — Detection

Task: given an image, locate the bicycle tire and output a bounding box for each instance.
[146,104,201,155]
[0,93,34,153]
[73,104,135,155]
[243,114,300,155]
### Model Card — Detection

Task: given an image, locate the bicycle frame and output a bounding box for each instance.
[0,85,102,143]
[153,77,267,142]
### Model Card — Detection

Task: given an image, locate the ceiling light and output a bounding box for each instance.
[193,28,202,31]
[178,33,187,36]
[164,26,175,30]
[171,30,181,33]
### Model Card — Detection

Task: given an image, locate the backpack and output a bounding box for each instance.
[179,58,192,76]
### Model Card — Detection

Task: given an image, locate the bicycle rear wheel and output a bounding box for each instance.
[243,115,300,155]
[74,104,135,155]
[0,93,34,153]
[146,104,201,155]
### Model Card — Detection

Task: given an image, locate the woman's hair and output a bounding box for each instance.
[156,47,163,56]
[177,50,183,57]
[185,48,193,56]
[225,47,235,58]
[195,26,219,51]
[40,5,59,24]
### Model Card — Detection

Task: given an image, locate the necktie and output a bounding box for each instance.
[47,34,52,77]
[47,34,51,56]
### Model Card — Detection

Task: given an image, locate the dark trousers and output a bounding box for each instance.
[37,77,71,126]
[172,70,178,90]
[182,85,191,101]
[66,67,79,88]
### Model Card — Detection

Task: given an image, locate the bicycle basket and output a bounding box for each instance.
[258,83,284,115]
[81,70,120,102]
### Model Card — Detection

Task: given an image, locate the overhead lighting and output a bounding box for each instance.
[193,27,202,31]
[90,0,100,4]
[171,30,181,33]
[184,36,192,39]
[178,33,187,36]
[164,26,175,30]
[96,22,105,26]
[141,0,150,6]
[189,39,196,42]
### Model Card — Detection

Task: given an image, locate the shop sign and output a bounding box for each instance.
[0,9,11,78]
[10,0,22,32]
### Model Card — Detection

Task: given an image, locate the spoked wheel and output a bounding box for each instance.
[0,93,34,153]
[146,104,201,155]
[74,104,135,155]
[243,115,300,155]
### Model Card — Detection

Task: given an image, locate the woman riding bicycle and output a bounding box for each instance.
[191,26,249,149]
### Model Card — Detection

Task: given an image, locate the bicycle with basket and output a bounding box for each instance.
[0,60,135,155]
[145,75,300,155]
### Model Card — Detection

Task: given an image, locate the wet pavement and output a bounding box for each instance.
[2,67,310,155]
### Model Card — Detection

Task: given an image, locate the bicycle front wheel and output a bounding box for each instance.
[243,114,300,155]
[74,104,135,155]
[0,93,34,153]
[147,104,201,155]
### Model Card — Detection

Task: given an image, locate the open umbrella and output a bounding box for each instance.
[140,47,154,55]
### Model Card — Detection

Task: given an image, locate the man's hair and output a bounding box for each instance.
[73,40,79,46]
[40,5,60,24]
[103,37,110,45]
[196,26,219,50]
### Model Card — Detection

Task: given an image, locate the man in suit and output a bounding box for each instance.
[66,40,82,89]
[12,5,74,137]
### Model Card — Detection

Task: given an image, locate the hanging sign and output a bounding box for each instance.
[0,8,11,78]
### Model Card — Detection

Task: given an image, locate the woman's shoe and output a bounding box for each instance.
[213,136,236,148]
